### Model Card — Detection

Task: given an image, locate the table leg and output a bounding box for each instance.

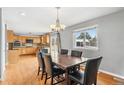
[65,68,69,85]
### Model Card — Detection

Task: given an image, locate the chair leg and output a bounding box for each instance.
[41,72,44,80]
[44,74,47,84]
[37,66,40,76]
[68,79,71,85]
[94,78,97,85]
[51,77,53,85]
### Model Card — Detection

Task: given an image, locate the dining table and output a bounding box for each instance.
[52,54,89,84]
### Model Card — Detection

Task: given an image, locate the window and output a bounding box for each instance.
[73,26,98,49]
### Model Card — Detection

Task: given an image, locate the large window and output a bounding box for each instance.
[73,26,98,49]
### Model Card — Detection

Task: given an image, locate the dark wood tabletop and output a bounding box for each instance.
[52,55,88,69]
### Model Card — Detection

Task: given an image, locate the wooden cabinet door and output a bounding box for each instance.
[13,35,18,41]
[46,34,50,44]
[42,35,46,44]
[33,37,40,43]
[33,38,36,43]
[42,34,49,44]
[21,36,26,43]
[36,37,41,43]
[21,48,26,54]
[40,34,50,45]
[18,36,21,41]
[7,30,14,42]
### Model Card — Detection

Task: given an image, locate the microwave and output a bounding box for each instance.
[13,40,21,47]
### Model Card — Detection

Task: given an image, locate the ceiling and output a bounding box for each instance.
[2,7,124,36]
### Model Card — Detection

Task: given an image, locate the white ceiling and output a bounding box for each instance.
[2,7,124,36]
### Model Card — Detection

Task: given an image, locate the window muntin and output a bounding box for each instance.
[73,26,97,49]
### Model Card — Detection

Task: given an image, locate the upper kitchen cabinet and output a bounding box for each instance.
[33,37,41,43]
[9,34,26,43]
[41,33,50,45]
[7,30,16,42]
[20,36,27,43]
[15,36,26,43]
[7,30,42,44]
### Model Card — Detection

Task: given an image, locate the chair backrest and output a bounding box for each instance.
[71,50,82,57]
[36,51,45,71]
[83,56,102,85]
[61,49,68,55]
[44,54,53,76]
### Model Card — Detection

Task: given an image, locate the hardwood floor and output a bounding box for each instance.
[0,54,123,85]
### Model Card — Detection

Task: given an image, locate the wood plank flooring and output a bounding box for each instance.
[0,54,123,85]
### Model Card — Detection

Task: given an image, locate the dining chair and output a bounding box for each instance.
[36,51,46,80]
[69,56,102,85]
[44,54,65,85]
[61,49,68,55]
[70,50,83,71]
[71,50,82,57]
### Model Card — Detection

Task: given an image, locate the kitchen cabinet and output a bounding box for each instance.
[8,47,38,63]
[20,36,26,43]
[7,30,26,43]
[33,37,41,43]
[41,33,50,44]
[7,30,42,44]
[19,47,37,55]
[7,30,15,42]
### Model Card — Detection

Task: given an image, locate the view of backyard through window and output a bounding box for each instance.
[73,27,97,48]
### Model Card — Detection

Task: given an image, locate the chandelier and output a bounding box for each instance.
[50,7,65,32]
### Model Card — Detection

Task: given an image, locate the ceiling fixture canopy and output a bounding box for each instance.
[50,7,65,32]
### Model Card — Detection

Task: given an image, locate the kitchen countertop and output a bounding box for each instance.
[9,46,40,50]
[13,46,39,48]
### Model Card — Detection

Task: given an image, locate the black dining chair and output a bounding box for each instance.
[61,49,68,55]
[36,51,46,80]
[44,54,65,85]
[69,56,102,85]
[70,50,83,71]
[71,50,82,57]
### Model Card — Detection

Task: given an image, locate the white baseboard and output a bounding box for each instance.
[99,69,124,79]
[81,65,124,79]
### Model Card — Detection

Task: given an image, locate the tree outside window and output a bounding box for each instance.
[73,27,97,48]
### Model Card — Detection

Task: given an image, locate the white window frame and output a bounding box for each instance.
[73,25,98,50]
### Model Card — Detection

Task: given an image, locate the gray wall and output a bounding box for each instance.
[60,10,124,77]
[0,8,2,79]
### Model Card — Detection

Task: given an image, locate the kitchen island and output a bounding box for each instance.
[8,47,39,64]
[13,47,39,55]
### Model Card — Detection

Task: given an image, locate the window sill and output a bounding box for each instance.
[73,47,99,51]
